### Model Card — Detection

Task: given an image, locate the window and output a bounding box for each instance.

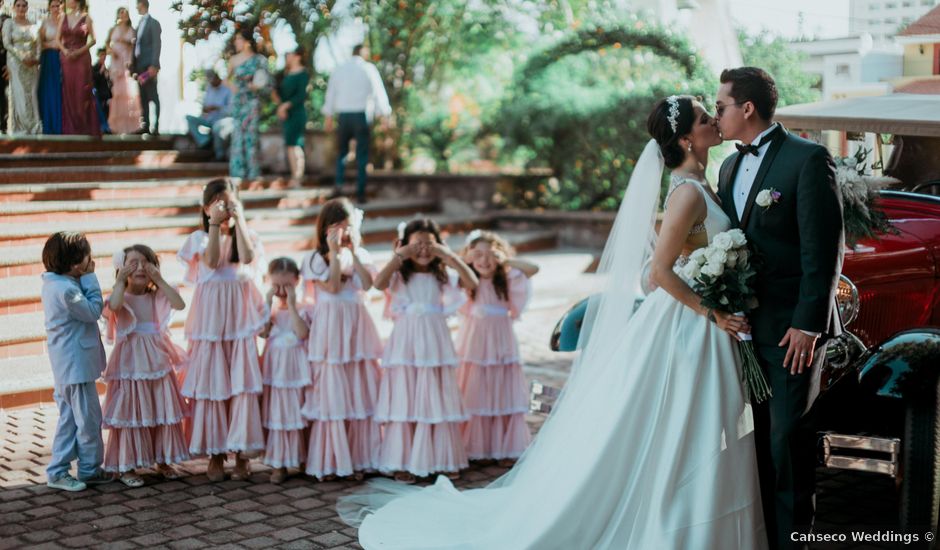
[884,1,897,7]
[836,64,851,76]
[870,1,880,8]
[902,0,912,6]
[885,17,897,23]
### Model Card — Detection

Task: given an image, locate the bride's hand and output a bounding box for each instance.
[712,310,750,341]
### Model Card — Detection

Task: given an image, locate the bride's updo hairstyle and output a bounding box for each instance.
[646,95,696,169]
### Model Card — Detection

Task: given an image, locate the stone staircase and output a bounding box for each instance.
[0,137,560,409]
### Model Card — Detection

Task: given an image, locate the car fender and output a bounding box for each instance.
[857,328,940,399]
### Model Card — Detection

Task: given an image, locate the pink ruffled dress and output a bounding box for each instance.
[301,248,382,478]
[455,268,533,460]
[102,291,190,472]
[177,229,268,456]
[261,305,314,469]
[374,270,469,476]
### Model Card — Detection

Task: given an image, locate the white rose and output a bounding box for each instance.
[725,250,739,268]
[705,248,727,266]
[689,248,708,265]
[712,232,734,251]
[755,189,774,208]
[701,261,724,278]
[682,261,702,280]
[727,229,747,248]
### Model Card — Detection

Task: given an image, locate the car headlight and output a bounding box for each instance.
[836,275,860,326]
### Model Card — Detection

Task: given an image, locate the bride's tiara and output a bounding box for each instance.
[666,96,681,134]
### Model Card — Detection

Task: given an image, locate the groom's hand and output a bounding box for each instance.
[779,328,819,375]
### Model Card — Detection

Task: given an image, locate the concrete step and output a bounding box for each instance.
[0,196,438,246]
[0,134,177,154]
[0,246,579,405]
[0,186,347,224]
[0,162,227,184]
[0,229,558,360]
[0,211,495,277]
[0,177,361,203]
[0,149,211,169]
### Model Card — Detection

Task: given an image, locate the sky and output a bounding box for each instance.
[729,0,852,38]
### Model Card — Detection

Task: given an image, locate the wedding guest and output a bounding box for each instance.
[323,43,391,204]
[2,0,41,135]
[91,47,112,134]
[102,245,189,487]
[106,7,141,135]
[457,230,538,465]
[275,46,309,188]
[259,258,312,484]
[0,0,10,133]
[59,0,99,136]
[177,178,267,482]
[41,231,113,491]
[372,218,478,483]
[300,198,382,481]
[185,69,232,160]
[133,0,161,134]
[227,28,269,183]
[38,0,63,134]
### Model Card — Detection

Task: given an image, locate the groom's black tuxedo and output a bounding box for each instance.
[717,124,843,348]
[717,123,844,550]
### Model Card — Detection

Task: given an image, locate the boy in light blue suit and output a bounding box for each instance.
[40,232,113,491]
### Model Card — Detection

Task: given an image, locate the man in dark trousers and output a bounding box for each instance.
[132,0,161,134]
[92,48,112,134]
[716,66,844,550]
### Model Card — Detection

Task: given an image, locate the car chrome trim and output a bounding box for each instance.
[822,432,900,477]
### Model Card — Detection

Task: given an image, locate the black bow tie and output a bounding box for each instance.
[735,127,778,156]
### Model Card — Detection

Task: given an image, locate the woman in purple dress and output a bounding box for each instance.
[59,0,99,136]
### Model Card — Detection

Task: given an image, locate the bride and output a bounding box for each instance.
[338,96,769,550]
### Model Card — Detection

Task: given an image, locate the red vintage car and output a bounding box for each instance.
[544,93,940,538]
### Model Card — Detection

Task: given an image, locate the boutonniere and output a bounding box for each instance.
[755,188,781,210]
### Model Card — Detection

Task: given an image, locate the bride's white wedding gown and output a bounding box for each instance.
[342,175,768,550]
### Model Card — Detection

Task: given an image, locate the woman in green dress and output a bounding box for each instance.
[227,28,269,182]
[275,45,309,188]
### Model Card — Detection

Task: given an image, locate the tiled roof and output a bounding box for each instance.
[899,5,940,36]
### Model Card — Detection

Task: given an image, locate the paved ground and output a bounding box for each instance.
[0,250,904,549]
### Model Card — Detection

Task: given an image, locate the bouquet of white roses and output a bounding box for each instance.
[681,229,772,403]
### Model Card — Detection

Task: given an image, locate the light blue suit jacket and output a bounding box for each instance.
[41,272,107,385]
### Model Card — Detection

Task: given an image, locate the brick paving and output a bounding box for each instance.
[0,250,902,549]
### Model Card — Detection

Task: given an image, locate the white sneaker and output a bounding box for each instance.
[47,473,87,492]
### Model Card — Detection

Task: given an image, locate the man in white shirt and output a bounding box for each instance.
[716,66,843,550]
[322,44,392,204]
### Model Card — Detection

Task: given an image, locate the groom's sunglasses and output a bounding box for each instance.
[715,102,747,118]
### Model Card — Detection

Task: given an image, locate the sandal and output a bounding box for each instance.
[156,464,182,480]
[207,454,226,482]
[269,467,288,485]
[119,471,145,488]
[393,471,416,484]
[497,459,516,468]
[230,455,251,481]
[444,471,461,481]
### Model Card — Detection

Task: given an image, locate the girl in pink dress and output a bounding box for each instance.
[301,198,382,481]
[457,230,539,466]
[259,258,312,484]
[177,179,267,482]
[102,244,189,487]
[372,218,479,483]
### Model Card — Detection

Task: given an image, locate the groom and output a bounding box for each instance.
[715,67,843,550]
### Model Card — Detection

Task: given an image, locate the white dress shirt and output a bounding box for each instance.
[135,14,149,58]
[732,123,779,219]
[321,57,392,121]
